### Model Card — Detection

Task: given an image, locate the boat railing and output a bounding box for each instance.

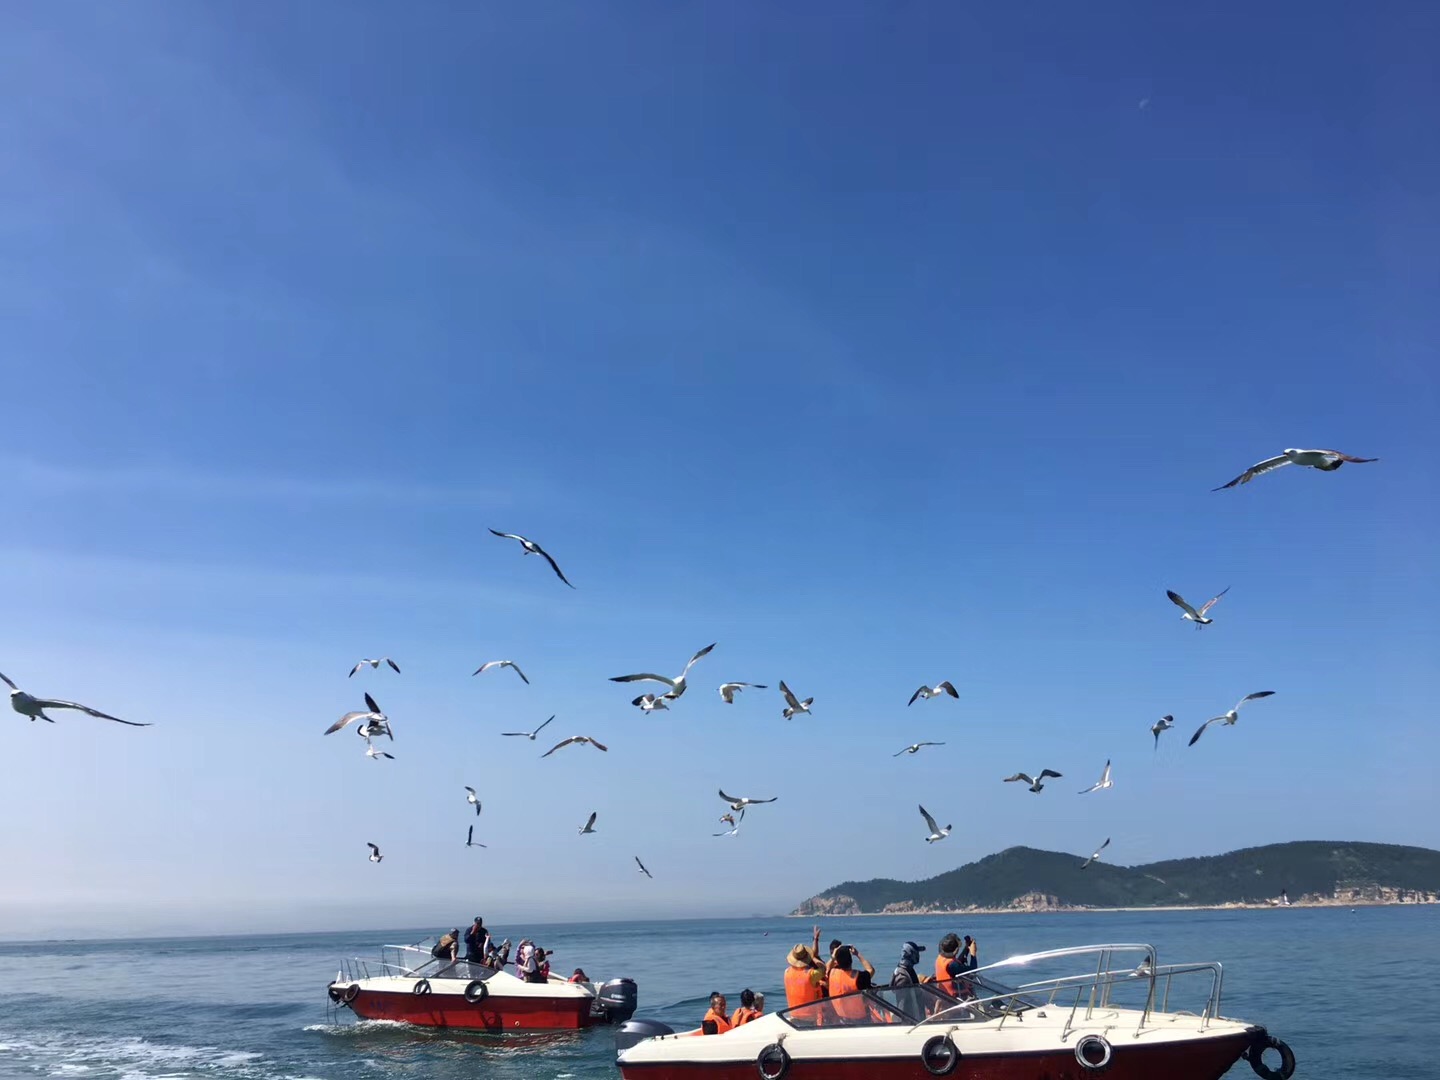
[921,943,1224,1038]
[336,944,449,983]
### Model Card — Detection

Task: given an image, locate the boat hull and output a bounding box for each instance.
[618,1029,1254,1080]
[348,987,599,1031]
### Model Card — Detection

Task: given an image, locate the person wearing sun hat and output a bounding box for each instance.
[784,925,827,1007]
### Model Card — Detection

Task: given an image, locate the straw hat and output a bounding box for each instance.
[788,944,816,968]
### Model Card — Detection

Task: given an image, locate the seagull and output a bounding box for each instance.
[894,742,946,757]
[1213,449,1378,491]
[1189,691,1276,746]
[1167,587,1230,628]
[357,718,392,741]
[541,735,609,758]
[1081,837,1111,870]
[501,715,555,740]
[907,681,959,707]
[488,528,575,588]
[1,672,148,726]
[465,786,482,816]
[718,682,767,704]
[1004,769,1063,793]
[719,790,778,811]
[610,643,716,701]
[578,811,598,834]
[325,693,387,737]
[1151,715,1175,749]
[364,744,395,761]
[465,825,487,849]
[366,843,383,863]
[779,681,813,719]
[348,658,401,677]
[472,660,530,685]
[631,694,669,713]
[635,856,653,879]
[919,805,952,843]
[1078,760,1114,795]
[713,814,743,838]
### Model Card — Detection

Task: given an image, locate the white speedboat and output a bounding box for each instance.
[615,943,1296,1080]
[328,943,637,1032]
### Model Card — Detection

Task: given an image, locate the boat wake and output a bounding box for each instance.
[0,1029,273,1080]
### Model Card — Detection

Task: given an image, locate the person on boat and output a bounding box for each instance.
[934,933,964,991]
[730,988,760,1027]
[826,945,874,1020]
[752,992,765,1018]
[431,929,460,966]
[534,947,552,982]
[700,992,732,1035]
[890,939,926,987]
[784,943,827,1007]
[568,968,589,983]
[515,939,536,979]
[463,917,491,963]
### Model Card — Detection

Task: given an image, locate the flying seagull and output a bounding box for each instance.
[1,672,148,726]
[631,693,669,713]
[1151,715,1175,749]
[349,658,400,677]
[366,843,383,863]
[1081,837,1112,870]
[501,714,556,740]
[907,681,959,707]
[635,856,653,879]
[919,805,952,843]
[472,660,530,685]
[1189,691,1276,746]
[364,743,395,761]
[357,717,392,742]
[718,682,767,704]
[1213,449,1378,491]
[488,528,575,588]
[779,680,813,719]
[719,790,778,811]
[1167,587,1230,628]
[325,692,387,737]
[894,741,946,757]
[578,811,598,834]
[465,786,482,816]
[1078,760,1114,795]
[465,825,487,849]
[713,813,743,838]
[610,643,716,701]
[541,735,609,758]
[1004,769,1063,793]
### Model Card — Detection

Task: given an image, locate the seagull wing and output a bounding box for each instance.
[541,737,578,758]
[778,681,801,709]
[1198,586,1231,617]
[1236,690,1276,711]
[467,825,473,845]
[611,673,678,688]
[938,681,959,698]
[1097,837,1112,853]
[920,741,946,748]
[1329,451,1379,463]
[1189,717,1225,746]
[465,786,477,796]
[489,528,525,542]
[906,686,925,707]
[326,712,368,735]
[535,546,575,588]
[585,812,597,831]
[506,662,530,685]
[587,738,609,752]
[1101,760,1112,783]
[1213,454,1292,491]
[1038,769,1063,779]
[893,746,913,757]
[364,693,381,715]
[32,699,150,725]
[1004,773,1034,785]
[683,643,717,674]
[500,731,531,737]
[1166,590,1201,619]
[387,659,401,673]
[749,796,778,804]
[718,789,740,804]
[918,805,940,834]
[635,856,652,877]
[348,662,365,677]
[0,671,16,691]
[367,843,380,856]
[534,715,555,736]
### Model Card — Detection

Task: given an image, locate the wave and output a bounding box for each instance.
[0,1030,270,1079]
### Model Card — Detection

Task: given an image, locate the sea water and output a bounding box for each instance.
[0,906,1433,1079]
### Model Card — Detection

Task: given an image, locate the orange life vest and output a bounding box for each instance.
[730,1006,757,1027]
[934,954,958,989]
[827,968,864,1020]
[701,1008,732,1035]
[785,965,824,1008]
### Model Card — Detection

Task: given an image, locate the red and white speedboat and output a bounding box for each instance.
[328,944,637,1032]
[615,943,1296,1080]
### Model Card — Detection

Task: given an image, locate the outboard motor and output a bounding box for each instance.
[615,1017,674,1054]
[597,977,639,1025]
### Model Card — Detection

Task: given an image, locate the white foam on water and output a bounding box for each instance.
[0,1030,278,1080]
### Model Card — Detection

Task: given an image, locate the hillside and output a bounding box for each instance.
[792,841,1440,914]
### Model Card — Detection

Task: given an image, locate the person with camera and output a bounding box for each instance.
[826,943,876,1021]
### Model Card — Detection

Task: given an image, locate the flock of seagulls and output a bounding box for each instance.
[16,448,1375,883]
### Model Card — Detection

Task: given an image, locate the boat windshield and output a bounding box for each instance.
[921,973,1048,1023]
[780,982,992,1029]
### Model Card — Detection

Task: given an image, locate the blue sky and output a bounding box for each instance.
[2,2,1437,939]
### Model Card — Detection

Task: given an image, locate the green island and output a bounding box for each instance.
[792,841,1440,915]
